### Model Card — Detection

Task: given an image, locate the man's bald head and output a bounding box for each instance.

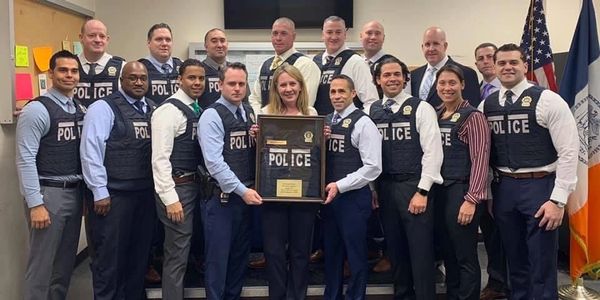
[120,61,149,100]
[360,20,385,58]
[421,26,448,65]
[79,19,109,60]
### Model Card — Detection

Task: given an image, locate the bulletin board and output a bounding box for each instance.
[7,0,86,123]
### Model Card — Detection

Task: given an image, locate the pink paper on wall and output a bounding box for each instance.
[15,73,34,100]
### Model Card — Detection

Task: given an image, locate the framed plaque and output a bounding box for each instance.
[255,115,325,202]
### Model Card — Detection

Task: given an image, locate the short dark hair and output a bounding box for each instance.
[436,64,465,82]
[204,28,225,43]
[147,23,172,41]
[494,43,526,63]
[179,59,204,76]
[373,56,410,85]
[474,42,497,57]
[219,62,248,81]
[331,74,355,91]
[50,50,78,70]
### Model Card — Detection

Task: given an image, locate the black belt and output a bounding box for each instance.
[172,173,201,185]
[39,179,81,189]
[498,171,554,179]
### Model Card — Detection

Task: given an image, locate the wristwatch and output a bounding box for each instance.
[417,188,428,196]
[551,200,566,208]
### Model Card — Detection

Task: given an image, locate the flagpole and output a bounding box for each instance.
[558,277,600,299]
[528,0,535,81]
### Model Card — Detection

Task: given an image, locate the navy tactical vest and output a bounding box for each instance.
[74,56,124,108]
[36,96,84,177]
[483,86,557,169]
[326,109,365,183]
[139,57,182,104]
[163,98,203,175]
[369,97,423,178]
[259,53,303,107]
[313,50,361,115]
[199,61,222,109]
[437,105,477,181]
[103,92,156,191]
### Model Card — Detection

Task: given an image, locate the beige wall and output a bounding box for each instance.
[97,0,600,70]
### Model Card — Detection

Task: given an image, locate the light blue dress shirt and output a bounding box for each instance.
[80,89,148,201]
[16,88,82,208]
[197,97,249,196]
[145,55,174,74]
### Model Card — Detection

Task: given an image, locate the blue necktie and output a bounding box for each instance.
[481,83,494,100]
[384,98,395,112]
[419,67,437,100]
[505,90,514,106]
[235,107,244,122]
[134,101,145,114]
[332,113,342,125]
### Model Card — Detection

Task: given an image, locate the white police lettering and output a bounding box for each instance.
[151,79,169,96]
[230,130,249,149]
[320,70,335,85]
[93,82,113,99]
[77,120,84,136]
[376,123,388,139]
[207,77,220,93]
[191,123,198,140]
[260,75,273,92]
[487,114,530,135]
[440,128,452,146]
[268,148,311,167]
[328,133,345,152]
[57,121,77,141]
[390,122,411,140]
[133,121,150,139]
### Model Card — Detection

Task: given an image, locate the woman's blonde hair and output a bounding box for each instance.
[266,63,310,115]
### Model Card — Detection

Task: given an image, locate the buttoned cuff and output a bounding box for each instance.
[417,177,434,191]
[550,187,569,205]
[159,189,180,206]
[92,187,110,202]
[463,192,480,204]
[25,194,44,208]
[233,183,248,197]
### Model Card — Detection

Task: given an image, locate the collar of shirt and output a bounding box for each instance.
[335,103,357,119]
[78,52,112,71]
[363,49,386,64]
[118,88,146,107]
[46,87,72,106]
[277,47,298,61]
[385,91,412,113]
[427,55,449,71]
[146,55,173,73]
[203,56,227,71]
[323,45,348,61]
[172,88,197,106]
[216,96,246,118]
[499,79,531,105]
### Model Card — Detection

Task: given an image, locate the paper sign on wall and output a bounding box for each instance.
[38,73,48,95]
[62,41,71,51]
[15,73,34,100]
[73,42,83,55]
[33,47,52,72]
[15,45,29,67]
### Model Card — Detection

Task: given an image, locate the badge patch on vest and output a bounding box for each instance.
[176,65,180,73]
[304,131,314,143]
[521,96,532,107]
[108,66,117,76]
[403,105,412,115]
[335,57,343,66]
[451,113,461,122]
[342,118,352,128]
[249,113,256,123]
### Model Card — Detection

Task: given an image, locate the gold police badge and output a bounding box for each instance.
[451,112,461,122]
[108,66,117,76]
[342,118,352,128]
[403,105,412,115]
[304,131,314,143]
[334,57,343,66]
[521,96,532,107]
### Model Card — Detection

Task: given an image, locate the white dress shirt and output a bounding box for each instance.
[151,89,198,206]
[249,47,321,113]
[331,104,382,193]
[322,45,379,113]
[365,92,444,190]
[363,49,386,65]
[478,79,579,204]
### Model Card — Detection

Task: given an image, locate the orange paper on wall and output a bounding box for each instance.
[15,73,34,100]
[33,47,52,72]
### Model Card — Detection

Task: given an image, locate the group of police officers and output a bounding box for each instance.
[16,14,578,300]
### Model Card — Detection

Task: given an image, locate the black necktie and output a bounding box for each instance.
[161,64,171,74]
[505,90,514,106]
[235,107,244,122]
[384,98,395,111]
[325,55,334,65]
[88,63,98,76]
[134,101,145,114]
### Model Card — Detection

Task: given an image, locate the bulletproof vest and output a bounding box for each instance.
[326,109,365,183]
[163,98,203,175]
[199,61,221,109]
[74,56,124,107]
[103,92,156,191]
[211,102,256,184]
[369,97,423,177]
[437,105,476,181]
[483,86,557,169]
[35,96,84,177]
[259,53,303,107]
[369,54,396,99]
[313,50,362,115]
[139,57,182,104]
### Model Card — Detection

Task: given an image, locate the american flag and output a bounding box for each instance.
[520,0,558,91]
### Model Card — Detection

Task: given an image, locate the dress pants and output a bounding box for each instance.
[88,188,156,300]
[379,178,436,300]
[479,202,508,292]
[323,186,372,300]
[200,193,251,300]
[492,174,559,300]
[155,182,203,300]
[24,184,83,300]
[262,202,319,300]
[435,182,481,300]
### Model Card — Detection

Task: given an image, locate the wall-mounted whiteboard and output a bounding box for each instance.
[39,0,94,17]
